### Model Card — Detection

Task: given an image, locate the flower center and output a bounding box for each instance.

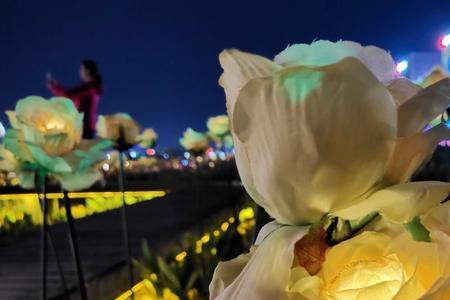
[326,255,405,300]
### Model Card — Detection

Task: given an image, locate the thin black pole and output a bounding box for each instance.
[38,174,48,300]
[193,156,207,289]
[46,226,68,295]
[63,191,88,299]
[118,151,134,294]
[37,173,68,298]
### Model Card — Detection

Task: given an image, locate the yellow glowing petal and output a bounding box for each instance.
[287,266,323,299]
[397,78,450,137]
[420,277,450,299]
[385,232,444,291]
[322,231,391,284]
[5,111,19,129]
[231,57,396,224]
[332,181,450,223]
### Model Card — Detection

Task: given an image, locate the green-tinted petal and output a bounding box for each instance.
[54,169,102,191]
[3,129,35,162]
[26,143,71,173]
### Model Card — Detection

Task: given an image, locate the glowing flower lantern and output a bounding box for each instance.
[1,96,112,299]
[138,128,158,149]
[209,40,450,300]
[96,113,141,151]
[207,115,234,152]
[179,128,208,155]
[207,115,230,137]
[96,112,142,291]
[2,96,111,190]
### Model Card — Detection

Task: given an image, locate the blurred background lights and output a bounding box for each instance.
[129,150,137,159]
[396,60,408,73]
[146,148,156,156]
[218,151,226,160]
[439,34,450,49]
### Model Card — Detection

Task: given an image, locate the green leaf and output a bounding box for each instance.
[141,239,157,270]
[156,256,182,290]
[404,216,431,242]
[349,211,379,232]
[132,258,153,279]
[185,270,200,291]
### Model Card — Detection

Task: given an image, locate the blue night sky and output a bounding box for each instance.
[1,0,450,148]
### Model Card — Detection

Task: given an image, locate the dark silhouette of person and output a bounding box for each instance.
[47,60,102,139]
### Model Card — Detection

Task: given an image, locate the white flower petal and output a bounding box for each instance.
[398,78,450,137]
[274,40,396,82]
[232,57,396,224]
[332,182,450,223]
[219,49,281,118]
[210,224,308,300]
[387,78,422,107]
[383,123,450,185]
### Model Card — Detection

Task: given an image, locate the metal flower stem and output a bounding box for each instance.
[46,227,68,296]
[192,153,202,235]
[38,172,48,300]
[192,153,207,289]
[63,191,87,299]
[36,172,68,299]
[118,151,134,293]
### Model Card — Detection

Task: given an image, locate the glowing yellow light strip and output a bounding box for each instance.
[115,279,151,300]
[0,191,166,201]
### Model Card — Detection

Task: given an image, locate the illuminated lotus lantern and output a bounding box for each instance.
[209,40,450,300]
[179,128,209,156]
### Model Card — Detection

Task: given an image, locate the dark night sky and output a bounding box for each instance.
[1,0,450,148]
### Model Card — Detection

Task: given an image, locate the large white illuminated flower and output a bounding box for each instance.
[219,40,450,226]
[210,40,450,300]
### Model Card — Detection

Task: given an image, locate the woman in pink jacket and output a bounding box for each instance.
[47,60,102,139]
